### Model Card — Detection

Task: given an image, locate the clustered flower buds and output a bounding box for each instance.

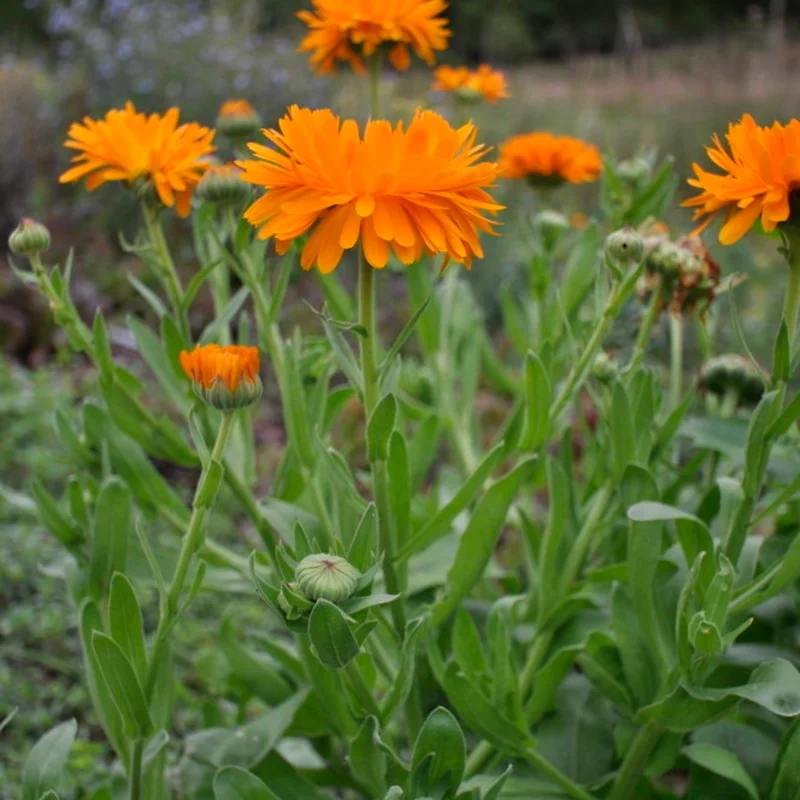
[638,225,720,318]
[699,354,766,408]
[8,218,51,257]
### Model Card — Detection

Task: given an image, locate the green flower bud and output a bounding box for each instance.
[688,611,724,657]
[534,209,569,249]
[216,100,262,140]
[648,241,683,277]
[295,553,360,602]
[616,157,651,187]
[196,164,250,207]
[454,86,482,105]
[699,354,765,406]
[8,218,51,257]
[605,225,644,273]
[591,351,619,383]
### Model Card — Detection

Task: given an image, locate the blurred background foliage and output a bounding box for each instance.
[0,0,799,794]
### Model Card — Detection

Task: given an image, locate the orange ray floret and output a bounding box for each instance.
[180,344,260,393]
[683,114,800,245]
[499,132,603,185]
[297,0,451,74]
[218,99,257,118]
[59,102,216,217]
[236,105,502,274]
[433,64,510,104]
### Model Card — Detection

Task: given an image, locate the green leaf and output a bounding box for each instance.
[519,351,551,451]
[683,743,759,800]
[308,599,360,668]
[628,501,715,593]
[213,767,280,800]
[92,311,115,377]
[127,274,167,318]
[21,720,77,800]
[378,291,435,379]
[612,584,658,706]
[108,573,147,683]
[452,608,488,685]
[31,480,81,549]
[396,443,504,564]
[127,315,190,415]
[91,632,153,739]
[387,431,410,556]
[637,684,737,732]
[766,391,800,440]
[367,393,397,462]
[349,717,388,797]
[317,307,364,395]
[218,618,293,705]
[441,663,530,756]
[281,332,316,469]
[380,620,423,722]
[773,320,791,383]
[199,285,249,344]
[411,707,466,797]
[90,478,131,600]
[538,457,572,618]
[770,719,800,799]
[610,380,636,479]
[430,457,537,626]
[347,504,378,573]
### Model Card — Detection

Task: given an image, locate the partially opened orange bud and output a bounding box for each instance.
[180,344,262,411]
[216,99,261,140]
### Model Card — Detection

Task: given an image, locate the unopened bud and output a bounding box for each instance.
[8,218,51,257]
[295,553,360,602]
[616,158,651,187]
[605,225,644,273]
[196,164,250,206]
[591,351,619,383]
[216,99,261,140]
[534,210,569,249]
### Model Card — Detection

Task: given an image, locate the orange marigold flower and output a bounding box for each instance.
[499,132,603,186]
[180,344,262,410]
[237,105,502,273]
[683,114,800,245]
[59,102,215,217]
[297,0,451,75]
[433,64,510,104]
[216,99,262,139]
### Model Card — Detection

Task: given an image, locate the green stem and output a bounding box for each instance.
[141,204,189,343]
[144,413,236,700]
[608,720,662,800]
[627,285,663,375]
[357,252,406,623]
[669,313,683,411]
[524,746,597,800]
[558,484,613,597]
[345,660,381,718]
[128,739,144,800]
[551,265,641,423]
[783,239,800,357]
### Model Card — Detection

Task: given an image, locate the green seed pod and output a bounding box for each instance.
[605,225,644,273]
[295,553,360,602]
[8,218,51,257]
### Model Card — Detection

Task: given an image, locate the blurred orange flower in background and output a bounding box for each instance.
[683,114,800,245]
[237,105,501,273]
[499,132,603,186]
[180,344,260,392]
[59,103,215,217]
[297,0,451,74]
[433,64,510,103]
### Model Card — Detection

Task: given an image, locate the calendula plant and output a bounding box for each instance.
[8,4,800,800]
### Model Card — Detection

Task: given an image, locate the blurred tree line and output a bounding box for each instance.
[1,0,795,63]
